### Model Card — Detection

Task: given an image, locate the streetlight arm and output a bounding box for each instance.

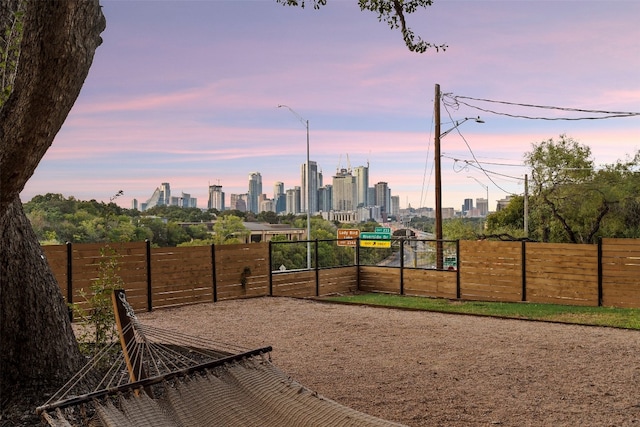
[467,176,488,191]
[440,116,483,138]
[278,104,307,129]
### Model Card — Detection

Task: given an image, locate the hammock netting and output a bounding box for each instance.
[37,293,406,427]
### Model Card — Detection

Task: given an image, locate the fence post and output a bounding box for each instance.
[314,239,320,296]
[597,237,603,306]
[521,240,527,302]
[66,242,73,322]
[268,241,273,296]
[455,240,461,299]
[145,240,152,311]
[399,238,404,295]
[356,238,360,291]
[212,244,218,302]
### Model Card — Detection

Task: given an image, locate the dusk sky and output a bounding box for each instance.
[20,0,640,212]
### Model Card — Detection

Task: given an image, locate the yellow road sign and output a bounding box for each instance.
[359,240,391,248]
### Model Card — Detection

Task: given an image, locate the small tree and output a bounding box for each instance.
[525,135,597,243]
[71,246,124,355]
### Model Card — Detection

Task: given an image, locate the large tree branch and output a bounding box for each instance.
[542,192,578,243]
[276,0,446,53]
[0,0,105,214]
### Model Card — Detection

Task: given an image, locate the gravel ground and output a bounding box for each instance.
[137,296,640,427]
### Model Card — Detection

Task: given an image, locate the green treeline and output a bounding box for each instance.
[24,193,217,246]
[23,193,393,267]
[410,135,640,244]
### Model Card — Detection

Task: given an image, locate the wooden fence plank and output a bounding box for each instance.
[403,269,457,299]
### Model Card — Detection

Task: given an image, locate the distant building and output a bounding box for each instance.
[367,187,375,208]
[243,222,307,243]
[170,192,197,208]
[374,182,389,221]
[247,172,262,214]
[141,182,171,211]
[301,161,319,214]
[463,198,473,215]
[332,168,357,211]
[368,205,382,222]
[260,199,275,213]
[321,210,360,223]
[357,206,373,222]
[496,196,512,212]
[273,182,286,214]
[176,221,306,243]
[442,207,455,219]
[476,198,488,216]
[208,185,224,211]
[390,195,399,218]
[285,187,301,214]
[318,184,332,212]
[230,193,247,212]
[354,165,369,208]
[416,207,434,218]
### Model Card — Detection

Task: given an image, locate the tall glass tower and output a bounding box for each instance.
[248,172,262,214]
[301,161,318,214]
[354,165,369,208]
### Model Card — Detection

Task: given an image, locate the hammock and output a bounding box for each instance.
[37,291,406,427]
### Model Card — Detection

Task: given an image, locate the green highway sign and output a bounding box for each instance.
[360,232,391,240]
[375,227,391,234]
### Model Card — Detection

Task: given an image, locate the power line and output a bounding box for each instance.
[442,101,510,192]
[419,103,436,210]
[443,93,640,121]
[442,155,524,168]
[442,154,524,184]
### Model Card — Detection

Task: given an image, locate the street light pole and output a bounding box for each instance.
[278,104,312,270]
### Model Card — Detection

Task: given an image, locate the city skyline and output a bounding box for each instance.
[19,1,640,211]
[135,164,495,218]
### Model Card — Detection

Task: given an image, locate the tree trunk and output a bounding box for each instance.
[0,0,105,213]
[0,0,105,414]
[0,196,84,408]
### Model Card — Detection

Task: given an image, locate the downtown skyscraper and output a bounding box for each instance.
[207,184,224,211]
[273,181,286,213]
[354,165,369,208]
[301,161,319,214]
[247,172,262,214]
[332,168,357,212]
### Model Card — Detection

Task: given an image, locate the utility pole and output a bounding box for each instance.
[434,84,443,270]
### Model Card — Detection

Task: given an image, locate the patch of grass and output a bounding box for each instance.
[324,293,640,330]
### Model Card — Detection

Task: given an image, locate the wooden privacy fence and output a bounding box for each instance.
[395,239,640,308]
[42,241,359,315]
[42,238,640,313]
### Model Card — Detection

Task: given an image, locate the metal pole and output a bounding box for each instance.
[486,186,489,216]
[434,84,443,270]
[306,119,311,270]
[278,104,312,270]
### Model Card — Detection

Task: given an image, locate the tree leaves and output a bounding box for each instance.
[276,0,446,53]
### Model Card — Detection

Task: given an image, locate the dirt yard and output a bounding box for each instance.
[137,296,640,427]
